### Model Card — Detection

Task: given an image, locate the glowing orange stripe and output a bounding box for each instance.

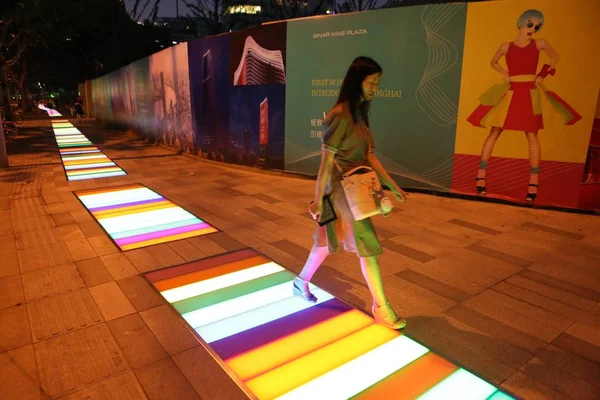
[63,157,110,166]
[68,167,120,175]
[120,227,219,250]
[59,147,98,152]
[75,184,144,196]
[91,200,172,218]
[227,309,373,381]
[245,324,398,399]
[153,255,270,292]
[67,167,123,175]
[94,202,176,219]
[352,352,458,399]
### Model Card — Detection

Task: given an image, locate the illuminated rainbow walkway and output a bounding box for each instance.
[74,184,219,251]
[51,120,126,180]
[145,249,517,400]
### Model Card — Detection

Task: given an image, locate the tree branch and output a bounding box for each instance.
[129,0,162,23]
[260,0,327,22]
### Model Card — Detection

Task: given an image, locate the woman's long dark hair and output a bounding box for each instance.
[336,56,382,126]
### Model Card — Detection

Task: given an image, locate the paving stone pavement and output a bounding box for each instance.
[0,119,598,400]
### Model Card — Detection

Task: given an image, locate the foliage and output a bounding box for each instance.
[128,0,162,22]
[4,0,172,97]
[183,0,252,37]
[259,0,328,21]
[335,0,378,13]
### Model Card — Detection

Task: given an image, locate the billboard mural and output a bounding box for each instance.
[453,0,600,208]
[149,43,194,153]
[228,24,287,168]
[284,4,467,190]
[88,0,600,210]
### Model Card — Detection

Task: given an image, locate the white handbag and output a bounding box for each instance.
[336,164,392,220]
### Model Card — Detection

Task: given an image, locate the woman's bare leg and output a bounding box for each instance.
[359,256,388,307]
[525,131,541,202]
[477,127,504,193]
[298,245,329,282]
[361,256,406,329]
[294,245,329,303]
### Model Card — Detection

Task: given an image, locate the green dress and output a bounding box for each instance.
[314,102,383,258]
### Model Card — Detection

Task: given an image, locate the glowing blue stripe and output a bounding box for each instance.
[111,218,202,239]
[416,369,497,400]
[67,171,127,180]
[197,287,332,343]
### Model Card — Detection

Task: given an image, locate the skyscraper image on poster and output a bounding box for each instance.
[234,36,286,85]
[188,35,231,161]
[229,86,285,168]
[228,23,287,168]
[230,23,287,86]
[200,49,218,153]
[260,97,269,145]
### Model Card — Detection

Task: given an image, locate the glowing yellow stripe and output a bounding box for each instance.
[95,202,176,220]
[68,167,121,175]
[120,227,219,250]
[245,324,398,399]
[227,309,373,381]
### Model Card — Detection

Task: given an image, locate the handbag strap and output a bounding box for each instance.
[342,165,375,179]
[332,158,344,174]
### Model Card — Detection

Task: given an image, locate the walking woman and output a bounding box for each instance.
[292,56,408,330]
[467,9,581,205]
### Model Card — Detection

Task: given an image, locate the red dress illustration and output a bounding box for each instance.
[467,40,581,131]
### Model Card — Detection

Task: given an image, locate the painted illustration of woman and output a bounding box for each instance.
[467,9,582,205]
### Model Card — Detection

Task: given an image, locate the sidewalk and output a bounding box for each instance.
[1,120,598,400]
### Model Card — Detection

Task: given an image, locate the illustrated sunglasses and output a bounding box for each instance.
[527,21,543,31]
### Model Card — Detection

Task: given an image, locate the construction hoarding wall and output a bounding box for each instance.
[89,0,600,210]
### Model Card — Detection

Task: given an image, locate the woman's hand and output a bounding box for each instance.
[392,186,408,203]
[309,199,323,221]
[535,76,544,87]
[502,74,510,84]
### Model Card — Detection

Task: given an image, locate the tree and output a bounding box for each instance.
[0,0,171,167]
[128,0,162,22]
[7,63,29,111]
[0,0,47,167]
[260,0,327,22]
[183,0,253,37]
[335,0,378,13]
[19,0,170,90]
[0,1,43,119]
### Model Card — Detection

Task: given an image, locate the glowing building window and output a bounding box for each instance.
[228,5,261,14]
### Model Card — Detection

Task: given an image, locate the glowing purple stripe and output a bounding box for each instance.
[115,222,212,246]
[89,197,165,213]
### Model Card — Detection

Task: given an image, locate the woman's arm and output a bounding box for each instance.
[310,108,347,219]
[491,43,510,82]
[367,152,407,201]
[313,150,335,204]
[537,39,560,68]
[535,39,560,87]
